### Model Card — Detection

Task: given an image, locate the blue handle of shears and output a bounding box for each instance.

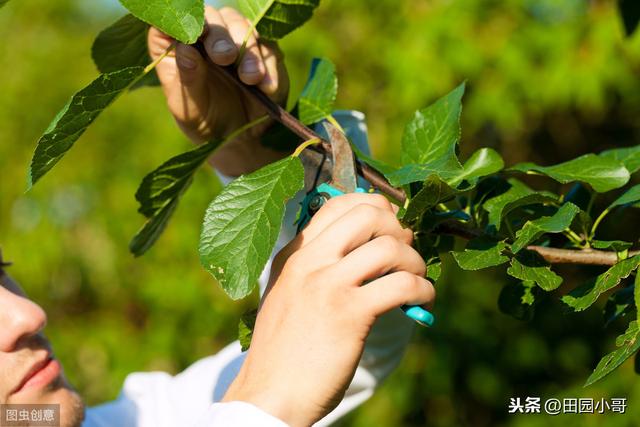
[298,183,435,327]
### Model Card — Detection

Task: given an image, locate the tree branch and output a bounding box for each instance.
[435,221,639,266]
[194,42,407,204]
[524,246,640,266]
[195,43,637,268]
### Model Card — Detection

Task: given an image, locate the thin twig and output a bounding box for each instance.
[194,41,407,204]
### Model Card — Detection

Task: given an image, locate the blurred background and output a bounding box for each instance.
[1,0,640,425]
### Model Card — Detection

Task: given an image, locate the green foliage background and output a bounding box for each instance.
[1,0,640,425]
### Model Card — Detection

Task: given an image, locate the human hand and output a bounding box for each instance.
[148,5,290,176]
[223,194,436,426]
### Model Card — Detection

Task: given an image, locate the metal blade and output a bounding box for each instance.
[323,122,357,193]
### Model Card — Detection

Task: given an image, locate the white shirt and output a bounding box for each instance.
[83,111,414,427]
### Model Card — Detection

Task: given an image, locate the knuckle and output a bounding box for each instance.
[397,271,419,290]
[409,248,427,276]
[367,193,391,209]
[375,235,401,253]
[352,203,380,222]
[323,194,348,210]
[402,228,414,245]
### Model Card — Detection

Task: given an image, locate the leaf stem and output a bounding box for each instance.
[127,42,177,92]
[564,229,584,247]
[225,114,270,142]
[144,41,176,75]
[236,24,258,67]
[590,209,610,239]
[292,138,321,157]
[327,115,345,133]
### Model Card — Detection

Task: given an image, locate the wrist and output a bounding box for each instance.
[222,368,315,427]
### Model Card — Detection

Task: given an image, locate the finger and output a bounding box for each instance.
[203,6,238,66]
[220,7,266,85]
[302,194,399,245]
[165,43,211,143]
[258,42,283,97]
[273,195,406,278]
[357,272,435,317]
[148,27,178,88]
[333,236,426,286]
[303,204,413,261]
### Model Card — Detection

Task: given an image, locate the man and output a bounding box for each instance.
[0,5,435,426]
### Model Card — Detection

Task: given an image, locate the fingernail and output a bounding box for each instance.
[177,55,197,70]
[241,58,259,75]
[212,39,235,54]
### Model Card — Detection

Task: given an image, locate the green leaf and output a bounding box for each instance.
[521,280,536,305]
[199,157,304,299]
[129,198,180,258]
[600,145,640,174]
[28,67,145,188]
[298,58,337,125]
[351,143,396,176]
[426,261,442,283]
[92,14,160,89]
[585,320,640,386]
[386,147,503,188]
[483,179,558,229]
[401,175,456,225]
[118,0,204,44]
[498,282,537,321]
[239,308,258,352]
[92,14,151,72]
[238,0,320,41]
[603,286,634,327]
[636,273,640,323]
[447,148,504,188]
[507,251,563,291]
[511,203,581,253]
[562,255,640,311]
[618,0,640,36]
[401,82,465,167]
[451,238,509,271]
[592,240,633,252]
[385,163,444,187]
[607,183,640,210]
[511,154,630,193]
[0,0,9,8]
[129,140,221,256]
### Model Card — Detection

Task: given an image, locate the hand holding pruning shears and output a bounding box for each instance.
[297,122,435,327]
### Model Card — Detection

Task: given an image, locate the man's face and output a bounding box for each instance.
[0,271,84,427]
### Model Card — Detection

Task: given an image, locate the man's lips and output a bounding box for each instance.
[12,356,61,395]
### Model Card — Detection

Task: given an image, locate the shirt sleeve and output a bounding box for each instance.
[84,111,414,427]
[194,402,288,427]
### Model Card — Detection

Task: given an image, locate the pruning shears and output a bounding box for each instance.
[297,122,435,327]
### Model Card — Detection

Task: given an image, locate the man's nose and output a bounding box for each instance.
[0,288,48,352]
